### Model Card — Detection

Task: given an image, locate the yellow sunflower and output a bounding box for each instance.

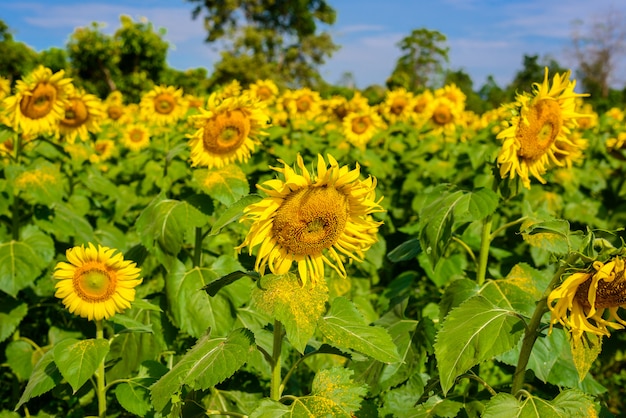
[0,76,11,101]
[122,123,151,152]
[381,88,414,125]
[549,257,626,345]
[425,96,461,135]
[103,91,128,123]
[58,87,104,144]
[342,107,386,150]
[434,83,466,113]
[284,87,323,123]
[237,153,385,285]
[496,68,588,189]
[89,139,116,164]
[53,243,142,321]
[248,79,279,106]
[187,92,270,168]
[139,85,188,127]
[2,65,73,136]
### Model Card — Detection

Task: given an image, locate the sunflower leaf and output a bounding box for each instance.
[0,228,52,297]
[318,297,400,363]
[387,238,421,262]
[150,328,255,413]
[194,164,250,206]
[0,301,28,343]
[482,390,598,418]
[15,350,63,410]
[434,295,525,395]
[53,338,110,393]
[209,194,263,236]
[418,190,465,266]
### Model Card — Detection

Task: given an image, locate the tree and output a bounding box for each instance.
[0,19,38,82]
[387,28,449,91]
[570,9,626,99]
[505,54,567,97]
[187,0,339,88]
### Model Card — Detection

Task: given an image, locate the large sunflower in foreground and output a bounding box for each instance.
[3,66,73,136]
[548,257,626,345]
[140,85,188,127]
[187,92,270,168]
[237,154,385,285]
[58,87,104,144]
[496,68,588,189]
[53,243,142,321]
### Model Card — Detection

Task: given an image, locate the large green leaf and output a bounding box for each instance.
[0,301,28,343]
[5,340,35,381]
[194,164,249,206]
[482,390,598,418]
[318,297,400,363]
[209,194,262,236]
[136,197,207,255]
[520,219,571,255]
[252,273,328,353]
[15,350,63,410]
[166,260,236,338]
[53,338,110,393]
[434,295,525,394]
[150,328,255,412]
[34,202,94,244]
[310,367,368,413]
[419,190,465,266]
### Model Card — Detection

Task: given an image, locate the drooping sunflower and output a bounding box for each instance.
[187,92,270,168]
[549,257,626,345]
[343,107,386,150]
[140,85,188,126]
[58,87,104,144]
[3,65,73,136]
[53,243,142,321]
[237,153,385,285]
[496,68,588,189]
[122,123,151,152]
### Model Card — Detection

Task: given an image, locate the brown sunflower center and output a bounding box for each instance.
[154,93,175,115]
[95,142,108,154]
[202,110,250,155]
[129,129,145,143]
[272,186,349,256]
[73,264,116,302]
[296,96,313,113]
[432,104,453,125]
[414,99,428,114]
[19,82,57,119]
[61,98,89,127]
[516,99,563,160]
[575,269,626,309]
[108,105,124,120]
[390,98,408,115]
[351,116,371,134]
[333,104,348,120]
[256,86,273,101]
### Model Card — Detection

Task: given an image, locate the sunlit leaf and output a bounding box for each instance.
[209,193,263,236]
[53,338,110,393]
[150,328,255,412]
[434,295,525,395]
[520,219,571,255]
[318,297,400,363]
[418,190,465,266]
[482,390,598,418]
[0,230,52,297]
[194,164,249,206]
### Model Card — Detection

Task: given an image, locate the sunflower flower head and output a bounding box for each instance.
[496,68,588,189]
[237,153,385,286]
[58,87,104,144]
[140,85,188,127]
[187,92,270,168]
[548,257,626,345]
[53,243,142,321]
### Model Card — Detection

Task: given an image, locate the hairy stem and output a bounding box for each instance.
[476,214,493,286]
[270,320,283,401]
[95,320,107,417]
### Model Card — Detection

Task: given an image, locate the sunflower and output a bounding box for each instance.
[284,87,323,123]
[434,83,466,113]
[140,85,188,126]
[343,107,386,150]
[58,87,104,144]
[425,96,461,135]
[53,243,142,321]
[122,123,151,152]
[237,153,385,285]
[3,65,73,136]
[187,92,270,168]
[0,76,11,101]
[496,68,588,189]
[549,257,626,345]
[248,79,279,106]
[380,88,414,125]
[103,91,128,123]
[89,139,116,164]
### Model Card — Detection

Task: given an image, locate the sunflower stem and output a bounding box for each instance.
[476,214,493,286]
[270,320,283,401]
[193,227,203,267]
[95,320,107,417]
[511,254,578,396]
[11,195,20,241]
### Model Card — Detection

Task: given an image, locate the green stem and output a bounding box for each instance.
[476,214,493,286]
[11,195,20,241]
[193,227,203,267]
[490,216,528,240]
[511,254,578,396]
[95,320,107,417]
[452,236,477,265]
[270,320,283,401]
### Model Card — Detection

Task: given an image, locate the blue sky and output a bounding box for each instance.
[1,0,625,89]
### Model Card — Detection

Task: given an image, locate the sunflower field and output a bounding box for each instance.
[2,62,626,418]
